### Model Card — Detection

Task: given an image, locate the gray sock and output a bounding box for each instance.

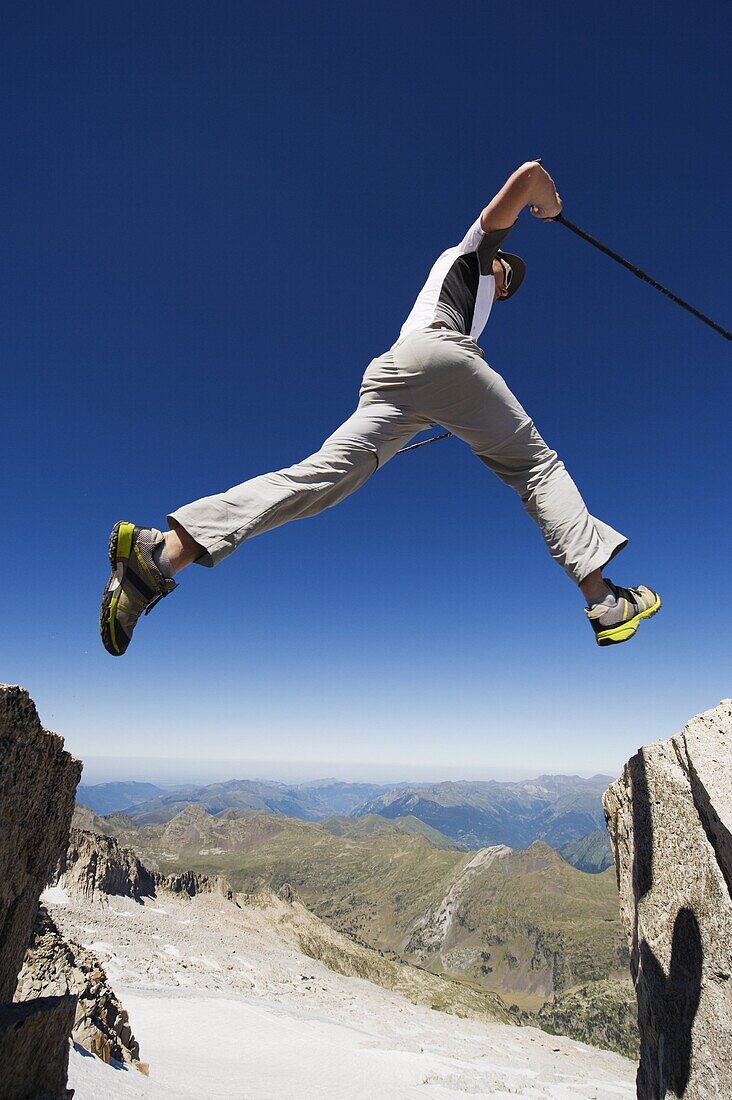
[152,535,175,580]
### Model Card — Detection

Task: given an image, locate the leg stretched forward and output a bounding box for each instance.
[99,399,424,655]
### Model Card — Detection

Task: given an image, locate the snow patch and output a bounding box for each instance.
[57,867,634,1100]
[69,986,635,1100]
[41,884,71,907]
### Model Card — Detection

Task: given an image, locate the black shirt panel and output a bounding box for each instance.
[477,225,513,275]
[436,253,480,335]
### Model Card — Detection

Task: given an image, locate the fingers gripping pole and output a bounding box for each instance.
[553,213,731,341]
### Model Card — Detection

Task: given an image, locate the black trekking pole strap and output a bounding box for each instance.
[553,213,731,341]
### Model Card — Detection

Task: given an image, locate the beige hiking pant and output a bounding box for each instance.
[169,328,627,583]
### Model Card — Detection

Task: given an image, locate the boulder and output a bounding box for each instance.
[160,868,234,900]
[603,699,732,1098]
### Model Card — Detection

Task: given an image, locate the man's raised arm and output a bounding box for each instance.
[480,161,563,232]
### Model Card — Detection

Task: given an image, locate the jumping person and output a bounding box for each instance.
[100,161,661,656]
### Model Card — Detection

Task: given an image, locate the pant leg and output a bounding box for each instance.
[168,398,425,567]
[401,328,627,584]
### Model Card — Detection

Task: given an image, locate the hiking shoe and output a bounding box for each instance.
[100,522,177,656]
[586,581,661,647]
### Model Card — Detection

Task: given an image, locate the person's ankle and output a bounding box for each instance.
[580,574,613,607]
[162,526,204,575]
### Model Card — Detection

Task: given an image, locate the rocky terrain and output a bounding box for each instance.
[5,679,732,1098]
[44,844,636,1100]
[53,828,511,1024]
[57,826,234,905]
[75,800,636,1056]
[604,698,732,1098]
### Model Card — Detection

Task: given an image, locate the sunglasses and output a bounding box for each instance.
[497,255,513,294]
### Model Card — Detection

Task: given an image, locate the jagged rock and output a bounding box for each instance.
[603,699,732,1099]
[0,685,82,1098]
[159,869,234,900]
[0,996,75,1100]
[278,882,295,903]
[16,906,143,1069]
[56,827,234,905]
[0,686,82,999]
[57,827,156,902]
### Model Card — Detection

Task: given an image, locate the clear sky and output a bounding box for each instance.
[1,1,729,782]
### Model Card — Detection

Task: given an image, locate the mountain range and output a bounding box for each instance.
[77,774,614,867]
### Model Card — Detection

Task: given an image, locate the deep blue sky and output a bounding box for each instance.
[1,1,729,781]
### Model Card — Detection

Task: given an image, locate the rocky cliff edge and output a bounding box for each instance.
[603,699,732,1099]
[0,685,82,1100]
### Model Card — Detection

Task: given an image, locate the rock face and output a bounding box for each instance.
[0,687,83,1000]
[603,700,732,1099]
[0,996,76,1100]
[57,827,234,903]
[0,685,82,1100]
[161,869,234,900]
[58,828,157,902]
[17,906,143,1069]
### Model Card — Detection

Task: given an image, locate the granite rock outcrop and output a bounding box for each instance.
[0,685,82,1100]
[603,699,732,1099]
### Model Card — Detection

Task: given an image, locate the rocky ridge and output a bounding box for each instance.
[58,826,235,903]
[50,829,512,1026]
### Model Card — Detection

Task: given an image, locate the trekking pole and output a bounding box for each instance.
[553,213,731,341]
[396,430,452,455]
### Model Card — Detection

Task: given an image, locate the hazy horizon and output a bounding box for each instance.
[78,754,616,788]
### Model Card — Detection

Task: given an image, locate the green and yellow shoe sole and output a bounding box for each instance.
[594,593,662,647]
[100,520,137,656]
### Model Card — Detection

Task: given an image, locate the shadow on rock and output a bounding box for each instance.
[632,753,703,1098]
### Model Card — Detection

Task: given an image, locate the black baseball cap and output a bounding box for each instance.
[496,250,526,300]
